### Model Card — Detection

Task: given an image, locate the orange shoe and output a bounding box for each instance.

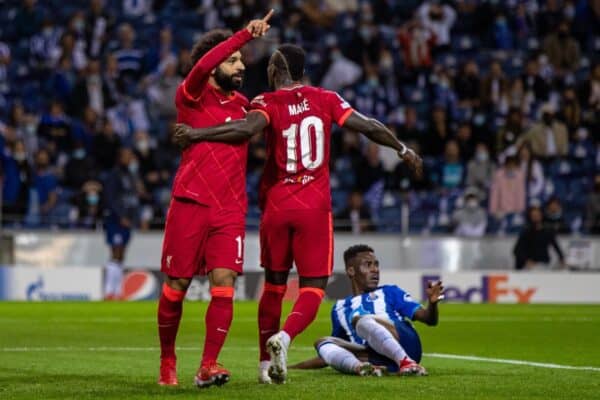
[195,361,230,388]
[399,357,428,376]
[158,358,178,386]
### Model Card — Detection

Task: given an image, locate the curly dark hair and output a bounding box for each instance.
[190,29,233,66]
[343,244,374,267]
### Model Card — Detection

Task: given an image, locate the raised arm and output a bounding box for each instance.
[412,281,444,326]
[342,111,423,178]
[184,10,273,98]
[173,111,269,148]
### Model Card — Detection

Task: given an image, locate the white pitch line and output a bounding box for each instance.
[425,353,600,372]
[2,346,599,372]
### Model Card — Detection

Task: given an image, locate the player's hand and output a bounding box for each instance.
[173,123,194,149]
[120,217,132,228]
[426,280,444,304]
[246,9,274,38]
[398,147,423,179]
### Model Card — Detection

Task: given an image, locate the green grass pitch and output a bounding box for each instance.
[1,301,599,400]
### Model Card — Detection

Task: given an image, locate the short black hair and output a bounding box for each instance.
[276,44,305,81]
[190,29,233,66]
[343,244,374,267]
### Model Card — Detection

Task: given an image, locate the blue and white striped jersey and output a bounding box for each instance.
[331,285,422,345]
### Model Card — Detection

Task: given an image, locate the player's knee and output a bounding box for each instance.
[209,268,237,287]
[165,276,192,292]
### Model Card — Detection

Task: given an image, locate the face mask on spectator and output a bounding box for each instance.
[13,152,26,162]
[359,27,372,41]
[476,151,489,162]
[564,5,575,19]
[128,161,139,174]
[466,199,479,209]
[73,149,86,159]
[576,128,589,141]
[136,140,150,153]
[87,193,99,206]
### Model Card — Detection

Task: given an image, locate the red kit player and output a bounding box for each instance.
[174,44,422,384]
[156,11,273,388]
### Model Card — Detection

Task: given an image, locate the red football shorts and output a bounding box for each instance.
[161,198,246,278]
[260,209,333,278]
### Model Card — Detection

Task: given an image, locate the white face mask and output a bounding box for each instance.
[466,199,479,208]
[476,151,489,162]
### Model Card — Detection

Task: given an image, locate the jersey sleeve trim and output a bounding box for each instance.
[337,108,354,126]
[250,109,270,124]
[408,303,422,320]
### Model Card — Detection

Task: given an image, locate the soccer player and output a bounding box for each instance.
[156,11,273,388]
[290,244,443,376]
[173,44,423,384]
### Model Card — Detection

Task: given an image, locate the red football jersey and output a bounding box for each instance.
[172,29,252,212]
[250,85,354,211]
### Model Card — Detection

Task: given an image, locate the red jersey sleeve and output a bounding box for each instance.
[249,94,271,125]
[324,90,354,127]
[182,29,253,100]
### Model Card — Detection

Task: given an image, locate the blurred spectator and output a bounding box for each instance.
[0,43,16,102]
[585,174,600,234]
[558,86,581,134]
[452,188,487,237]
[489,155,526,220]
[397,107,424,143]
[397,19,436,73]
[579,63,600,112]
[518,142,545,201]
[466,142,494,199]
[513,205,565,270]
[54,32,87,71]
[70,59,116,118]
[146,26,177,73]
[86,0,114,58]
[480,61,508,111]
[417,1,456,53]
[521,58,550,102]
[63,141,97,191]
[92,118,121,172]
[519,103,569,159]
[111,23,145,91]
[71,180,103,229]
[497,108,526,155]
[7,102,39,153]
[29,18,62,71]
[455,60,480,108]
[47,56,77,104]
[542,20,580,76]
[14,0,44,39]
[1,140,32,223]
[357,143,385,192]
[543,196,569,234]
[435,140,464,190]
[421,105,449,158]
[106,97,150,139]
[455,122,475,162]
[492,12,513,50]
[102,147,144,299]
[570,127,595,161]
[336,190,373,234]
[37,101,73,156]
[145,58,181,121]
[536,0,564,37]
[28,148,58,226]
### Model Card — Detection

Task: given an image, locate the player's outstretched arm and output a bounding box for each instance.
[184,10,273,98]
[289,357,328,369]
[173,111,268,148]
[342,111,423,178]
[413,281,444,326]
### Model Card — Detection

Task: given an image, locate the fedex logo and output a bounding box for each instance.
[422,274,537,303]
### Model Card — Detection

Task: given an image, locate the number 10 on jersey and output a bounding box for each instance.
[282,116,325,173]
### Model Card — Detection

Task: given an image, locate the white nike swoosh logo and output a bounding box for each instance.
[217,328,228,333]
[219,99,232,104]
[235,259,243,264]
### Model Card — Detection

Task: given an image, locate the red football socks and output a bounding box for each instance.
[258,283,287,361]
[201,286,234,366]
[158,283,186,360]
[282,287,325,340]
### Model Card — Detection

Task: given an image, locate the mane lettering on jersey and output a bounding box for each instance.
[288,98,310,116]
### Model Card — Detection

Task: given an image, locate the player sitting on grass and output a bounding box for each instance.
[290,244,444,376]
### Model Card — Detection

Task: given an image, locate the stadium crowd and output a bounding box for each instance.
[0,0,599,235]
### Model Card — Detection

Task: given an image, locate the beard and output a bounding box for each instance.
[214,66,244,91]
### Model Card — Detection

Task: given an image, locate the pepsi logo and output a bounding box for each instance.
[122,270,159,300]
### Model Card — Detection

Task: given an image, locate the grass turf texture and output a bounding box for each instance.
[1,302,599,400]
